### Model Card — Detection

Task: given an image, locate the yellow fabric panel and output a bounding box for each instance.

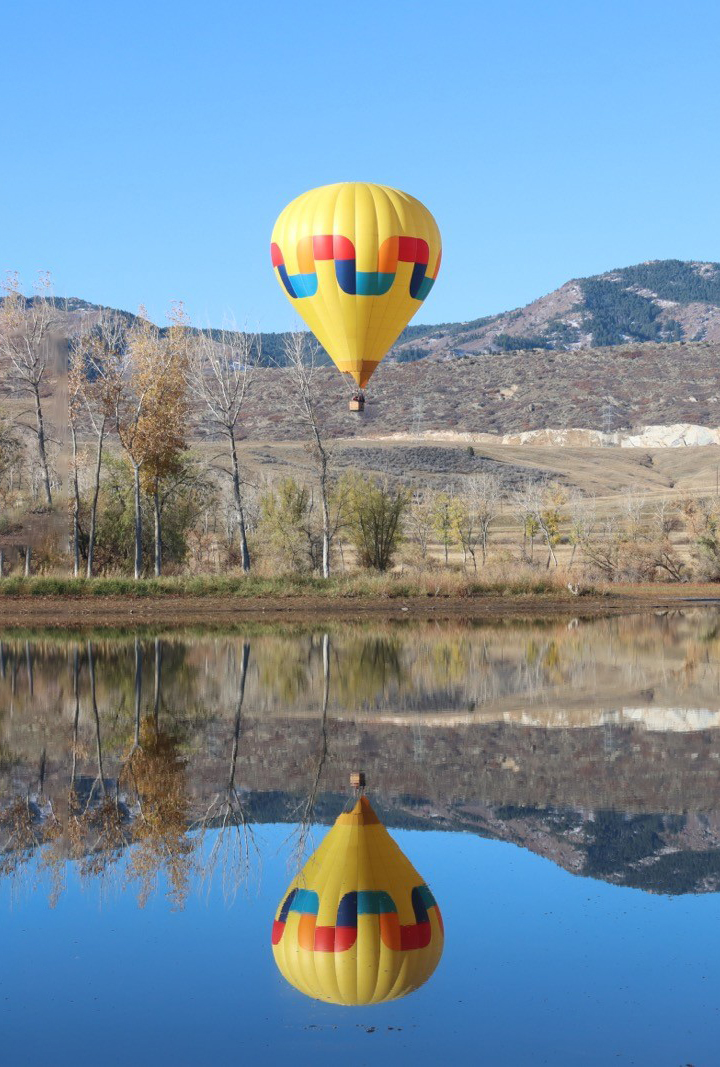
[271,182,441,388]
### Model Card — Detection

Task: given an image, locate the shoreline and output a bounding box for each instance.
[0,586,716,628]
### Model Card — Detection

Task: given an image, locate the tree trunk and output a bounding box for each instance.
[86,417,106,579]
[25,641,33,696]
[88,641,107,796]
[154,637,162,730]
[153,483,162,577]
[320,456,330,579]
[229,430,250,572]
[71,647,80,794]
[71,421,80,578]
[24,545,31,577]
[134,637,143,747]
[0,548,5,578]
[33,384,52,507]
[133,462,142,580]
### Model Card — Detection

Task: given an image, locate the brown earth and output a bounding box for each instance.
[0,584,717,628]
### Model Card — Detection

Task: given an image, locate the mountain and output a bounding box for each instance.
[16,259,720,366]
[395,259,720,360]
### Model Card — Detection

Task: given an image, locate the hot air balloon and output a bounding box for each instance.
[270,182,442,411]
[272,777,444,1005]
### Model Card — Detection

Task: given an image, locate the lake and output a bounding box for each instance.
[2,610,720,1065]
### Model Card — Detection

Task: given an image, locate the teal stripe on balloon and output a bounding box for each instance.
[357,890,397,915]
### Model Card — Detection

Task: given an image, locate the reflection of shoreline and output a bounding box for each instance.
[350,705,720,732]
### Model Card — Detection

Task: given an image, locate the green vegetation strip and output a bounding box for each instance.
[0,575,590,599]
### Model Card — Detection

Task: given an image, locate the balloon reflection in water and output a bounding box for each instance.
[272,792,443,1005]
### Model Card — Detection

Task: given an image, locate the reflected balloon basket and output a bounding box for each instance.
[271,790,444,1006]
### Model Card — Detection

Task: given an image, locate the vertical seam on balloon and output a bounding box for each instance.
[363,822,387,1004]
[371,185,402,385]
[311,184,338,369]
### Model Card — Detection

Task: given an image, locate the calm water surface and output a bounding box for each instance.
[2,611,720,1065]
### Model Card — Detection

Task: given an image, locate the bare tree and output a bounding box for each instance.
[194,641,258,901]
[406,490,434,561]
[68,355,82,576]
[517,480,566,568]
[0,274,56,506]
[288,632,330,866]
[453,473,502,570]
[566,491,596,569]
[282,332,333,577]
[70,311,125,577]
[187,329,257,572]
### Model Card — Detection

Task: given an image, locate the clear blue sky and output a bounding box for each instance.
[2,0,719,330]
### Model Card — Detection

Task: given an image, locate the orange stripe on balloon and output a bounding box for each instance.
[297,236,316,274]
[298,913,316,951]
[377,236,399,273]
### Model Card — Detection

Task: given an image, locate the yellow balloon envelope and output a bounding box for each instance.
[272,795,444,1005]
[270,182,442,389]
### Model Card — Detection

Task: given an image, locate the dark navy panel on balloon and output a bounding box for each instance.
[409,262,428,300]
[277,265,297,299]
[278,888,298,923]
[336,891,358,928]
[411,885,430,924]
[335,259,357,295]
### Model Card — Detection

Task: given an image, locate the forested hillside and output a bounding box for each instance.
[14,259,720,367]
[395,259,720,359]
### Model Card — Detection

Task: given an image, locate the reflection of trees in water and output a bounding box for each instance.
[193,641,259,902]
[331,636,405,706]
[65,643,132,889]
[287,633,330,868]
[123,716,194,909]
[0,738,64,903]
[5,615,720,901]
[0,639,198,908]
[3,615,720,723]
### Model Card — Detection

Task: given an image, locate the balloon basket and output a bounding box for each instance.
[349,398,365,412]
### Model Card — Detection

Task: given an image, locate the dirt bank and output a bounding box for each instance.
[0,586,716,629]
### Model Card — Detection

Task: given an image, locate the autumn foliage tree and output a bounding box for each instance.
[106,308,189,578]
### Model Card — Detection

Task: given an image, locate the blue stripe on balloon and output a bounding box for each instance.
[336,892,358,927]
[285,272,318,298]
[413,276,435,302]
[357,890,397,915]
[334,259,356,295]
[356,272,395,296]
[409,262,429,300]
[280,263,434,301]
[277,265,298,299]
[292,888,320,914]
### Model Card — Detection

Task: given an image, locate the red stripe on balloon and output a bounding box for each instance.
[400,920,431,951]
[333,235,355,260]
[312,235,335,260]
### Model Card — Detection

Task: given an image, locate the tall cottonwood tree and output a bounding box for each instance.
[135,305,191,576]
[0,274,56,506]
[187,329,258,572]
[70,311,126,577]
[106,311,184,578]
[283,332,333,578]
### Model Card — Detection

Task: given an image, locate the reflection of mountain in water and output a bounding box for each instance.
[235,793,720,897]
[3,611,720,901]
